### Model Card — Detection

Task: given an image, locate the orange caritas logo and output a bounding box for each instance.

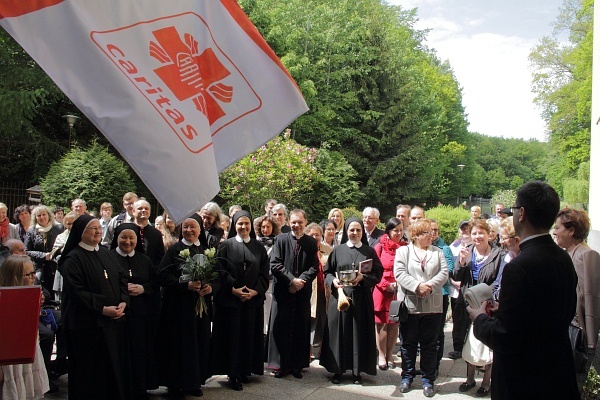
[91,13,262,153]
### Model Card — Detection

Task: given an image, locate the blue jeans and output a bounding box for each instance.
[400,313,443,385]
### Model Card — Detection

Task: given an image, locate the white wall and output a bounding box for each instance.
[589,3,600,251]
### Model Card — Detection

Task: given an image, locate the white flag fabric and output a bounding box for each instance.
[0,0,308,223]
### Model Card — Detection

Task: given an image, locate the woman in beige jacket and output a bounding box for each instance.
[554,208,600,351]
[394,219,448,397]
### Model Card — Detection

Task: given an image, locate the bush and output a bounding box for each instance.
[491,189,516,211]
[425,205,471,244]
[583,366,600,400]
[41,140,135,211]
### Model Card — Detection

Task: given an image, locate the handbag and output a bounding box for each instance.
[389,299,408,322]
[569,323,588,373]
[462,325,493,366]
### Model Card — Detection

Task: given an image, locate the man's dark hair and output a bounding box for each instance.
[516,181,560,230]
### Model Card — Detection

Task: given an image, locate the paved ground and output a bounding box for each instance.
[44,322,496,399]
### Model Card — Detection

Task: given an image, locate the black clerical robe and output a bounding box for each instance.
[156,241,215,392]
[211,238,269,376]
[319,243,383,376]
[266,233,319,372]
[59,245,131,400]
[113,250,160,394]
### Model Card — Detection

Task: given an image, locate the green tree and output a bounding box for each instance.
[308,148,361,218]
[529,0,593,195]
[563,161,589,208]
[41,140,135,210]
[491,190,516,211]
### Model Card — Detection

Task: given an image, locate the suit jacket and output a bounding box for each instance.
[394,244,448,314]
[473,234,579,399]
[366,228,383,247]
[571,242,600,349]
[139,224,165,266]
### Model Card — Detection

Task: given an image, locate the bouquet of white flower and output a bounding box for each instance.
[178,247,219,316]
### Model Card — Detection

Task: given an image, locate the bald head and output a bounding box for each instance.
[5,239,26,256]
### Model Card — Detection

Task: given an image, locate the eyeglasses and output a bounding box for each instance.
[85,226,103,232]
[431,229,439,232]
[510,205,522,210]
[421,231,431,235]
[23,271,35,279]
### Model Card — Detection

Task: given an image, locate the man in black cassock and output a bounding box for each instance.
[266,209,319,378]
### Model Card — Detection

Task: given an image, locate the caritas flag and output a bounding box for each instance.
[0,0,308,223]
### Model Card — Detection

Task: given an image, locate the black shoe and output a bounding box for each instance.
[292,369,303,379]
[476,386,490,397]
[184,388,203,397]
[400,381,412,393]
[448,351,462,360]
[238,375,250,384]
[274,371,285,378]
[48,371,61,381]
[459,381,476,392]
[331,373,342,384]
[46,381,60,394]
[378,363,389,371]
[228,376,243,391]
[387,361,396,369]
[423,385,435,397]
[352,374,363,385]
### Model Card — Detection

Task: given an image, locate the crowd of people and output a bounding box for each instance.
[0,180,598,399]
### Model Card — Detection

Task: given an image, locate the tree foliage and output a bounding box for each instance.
[529,0,593,196]
[41,140,135,210]
[218,133,361,220]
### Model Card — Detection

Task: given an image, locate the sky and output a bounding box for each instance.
[387,0,565,141]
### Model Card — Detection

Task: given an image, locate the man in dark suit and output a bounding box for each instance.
[132,199,165,266]
[362,207,383,247]
[467,181,579,399]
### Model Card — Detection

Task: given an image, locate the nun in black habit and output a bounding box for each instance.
[111,223,160,398]
[210,210,269,390]
[156,214,216,398]
[57,214,131,400]
[319,217,383,385]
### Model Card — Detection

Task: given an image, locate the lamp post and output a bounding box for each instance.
[62,114,80,149]
[458,164,465,205]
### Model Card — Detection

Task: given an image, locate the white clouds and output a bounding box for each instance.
[434,33,546,140]
[386,0,554,141]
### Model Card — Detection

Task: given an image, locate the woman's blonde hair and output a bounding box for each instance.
[328,208,345,232]
[0,256,33,286]
[30,204,55,227]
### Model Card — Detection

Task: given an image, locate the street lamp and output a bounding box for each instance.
[62,114,80,149]
[458,164,465,205]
